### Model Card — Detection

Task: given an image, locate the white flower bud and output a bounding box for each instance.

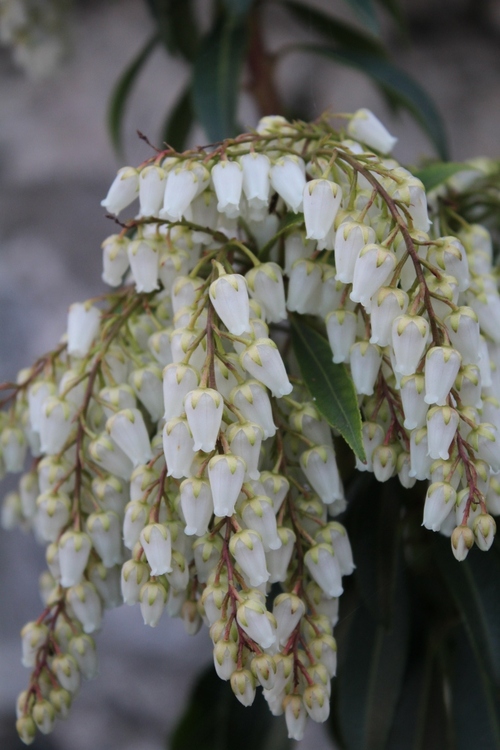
[162,363,199,421]
[67,581,103,634]
[129,365,164,422]
[213,640,238,680]
[473,513,496,551]
[334,220,375,284]
[230,529,269,587]
[284,232,315,274]
[236,598,277,650]
[58,530,92,588]
[431,237,469,291]
[86,511,122,567]
[39,396,75,455]
[350,244,397,309]
[32,698,56,735]
[245,262,286,323]
[101,235,130,286]
[67,302,100,358]
[350,342,382,396]
[101,166,139,215]
[347,108,397,154]
[303,179,342,240]
[391,315,429,376]
[372,445,397,482]
[16,715,36,745]
[139,580,167,627]
[270,155,306,212]
[106,408,152,467]
[127,239,159,293]
[259,472,289,515]
[451,524,475,561]
[423,482,456,531]
[19,472,39,519]
[286,259,322,314]
[138,164,166,217]
[240,338,292,398]
[35,490,71,543]
[409,427,432,480]
[370,287,409,346]
[184,387,223,453]
[230,380,276,438]
[99,384,136,419]
[140,523,172,575]
[211,160,243,218]
[88,433,134,480]
[230,669,257,707]
[21,621,48,668]
[266,527,296,583]
[242,495,281,552]
[426,406,459,460]
[273,593,305,647]
[455,365,482,409]
[171,275,203,315]
[1,427,26,473]
[226,422,263,480]
[208,454,246,516]
[356,422,384,472]
[305,543,342,598]
[468,424,500,472]
[163,417,195,479]
[251,653,277,689]
[300,445,343,505]
[240,152,271,216]
[28,380,56,434]
[400,374,427,430]
[284,695,308,741]
[325,310,357,364]
[161,162,209,221]
[158,248,190,292]
[179,477,213,536]
[120,558,149,605]
[424,347,462,405]
[209,272,251,336]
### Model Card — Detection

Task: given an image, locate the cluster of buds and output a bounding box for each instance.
[2,109,499,743]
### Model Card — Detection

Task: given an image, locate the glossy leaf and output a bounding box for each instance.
[335,555,410,750]
[414,162,469,192]
[146,0,198,61]
[162,87,194,151]
[259,212,304,261]
[170,664,290,750]
[433,535,500,688]
[293,45,448,158]
[108,35,159,155]
[290,318,365,461]
[340,0,379,34]
[192,16,248,142]
[285,0,385,58]
[451,624,500,750]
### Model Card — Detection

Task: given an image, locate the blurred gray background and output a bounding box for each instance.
[1,0,500,748]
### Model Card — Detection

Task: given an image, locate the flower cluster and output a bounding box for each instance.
[2,109,500,743]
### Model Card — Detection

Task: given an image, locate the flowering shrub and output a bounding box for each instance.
[2,111,500,744]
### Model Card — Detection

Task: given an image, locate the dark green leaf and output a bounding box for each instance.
[451,624,500,750]
[161,87,194,151]
[290,318,365,461]
[344,476,401,625]
[259,212,304,261]
[108,35,159,155]
[192,16,248,142]
[170,664,291,750]
[414,162,470,192]
[285,0,386,58]
[433,535,500,688]
[292,45,448,158]
[222,0,255,18]
[145,0,198,61]
[336,555,410,750]
[340,0,379,34]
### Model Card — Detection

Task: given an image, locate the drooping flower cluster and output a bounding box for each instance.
[2,109,500,744]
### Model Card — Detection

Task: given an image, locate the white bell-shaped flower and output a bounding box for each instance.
[347,108,397,154]
[21,621,48,668]
[450,524,474,561]
[138,164,166,217]
[303,179,342,240]
[229,529,269,587]
[86,511,122,568]
[454,365,482,409]
[270,155,306,212]
[284,695,308,741]
[88,433,134,480]
[127,239,159,293]
[431,237,469,291]
[101,235,130,287]
[370,288,409,346]
[106,409,152,467]
[286,259,322,314]
[213,640,238,680]
[98,384,136,420]
[397,452,416,489]
[305,543,343,597]
[236,598,276,649]
[230,380,276,438]
[240,339,292,398]
[140,523,172,575]
[208,454,246,516]
[325,310,357,364]
[242,496,281,552]
[67,302,100,358]
[316,522,354,576]
[226,421,263,480]
[371,445,397,482]
[161,162,209,221]
[350,244,396,308]
[422,482,456,531]
[334,221,375,284]
[69,634,98,680]
[231,669,257,707]
[424,347,462,405]
[58,530,92,588]
[122,501,149,550]
[468,424,500,472]
[211,160,243,218]
[427,406,459,460]
[245,262,286,323]
[303,685,330,724]
[139,580,167,627]
[51,654,81,694]
[400,374,427,430]
[192,535,223,583]
[158,248,190,291]
[34,490,71,543]
[289,404,332,448]
[28,380,56,434]
[273,593,305,647]
[473,514,496,552]
[251,653,277,690]
[209,273,251,336]
[39,397,75,455]
[163,363,199,421]
[391,315,429,376]
[37,455,75,495]
[1,427,26,473]
[284,232,315,274]
[393,177,430,232]
[129,365,164,422]
[101,166,139,215]
[66,581,103,634]
[299,445,343,504]
[171,275,203,315]
[240,152,270,216]
[350,342,382,396]
[356,422,384,472]
[477,336,493,389]
[184,388,223,452]
[149,328,173,368]
[163,418,195,479]
[409,427,432,480]
[88,562,122,610]
[444,307,480,365]
[19,472,38,519]
[179,477,213,536]
[266,527,296,583]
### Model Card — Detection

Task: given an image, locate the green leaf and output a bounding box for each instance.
[146,0,198,61]
[433,535,500,688]
[451,624,500,750]
[290,318,365,461]
[284,0,385,57]
[161,87,194,151]
[335,555,410,750]
[222,0,255,18]
[258,212,304,261]
[107,35,159,155]
[170,664,291,750]
[293,45,448,158]
[192,15,248,142]
[340,0,379,34]
[414,162,470,192]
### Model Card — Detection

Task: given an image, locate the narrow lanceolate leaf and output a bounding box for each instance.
[162,87,194,151]
[192,16,248,142]
[284,0,386,58]
[145,0,198,61]
[294,45,448,159]
[108,35,159,155]
[290,318,365,461]
[414,162,469,192]
[259,212,304,261]
[339,0,379,34]
[433,535,500,688]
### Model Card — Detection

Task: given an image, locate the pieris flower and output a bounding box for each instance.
[230,669,257,707]
[211,160,243,218]
[67,303,100,358]
[391,315,429,376]
[163,418,195,479]
[325,310,357,364]
[424,347,462,405]
[208,454,246,517]
[426,406,459,460]
[349,342,382,396]
[139,580,167,627]
[303,179,342,240]
[347,109,397,154]
[400,374,428,430]
[245,263,286,323]
[236,598,276,648]
[106,409,152,467]
[184,388,223,452]
[230,530,270,587]
[209,273,251,335]
[350,244,396,308]
[66,581,103,634]
[101,167,139,215]
[305,543,343,597]
[240,339,292,398]
[334,221,376,284]
[370,288,408,347]
[58,530,92,588]
[270,155,306,212]
[86,511,122,568]
[160,163,209,221]
[300,445,343,504]
[230,380,276,438]
[140,523,172,575]
[179,477,213,536]
[240,152,271,216]
[138,164,166,217]
[423,482,456,531]
[127,239,159,293]
[241,496,281,552]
